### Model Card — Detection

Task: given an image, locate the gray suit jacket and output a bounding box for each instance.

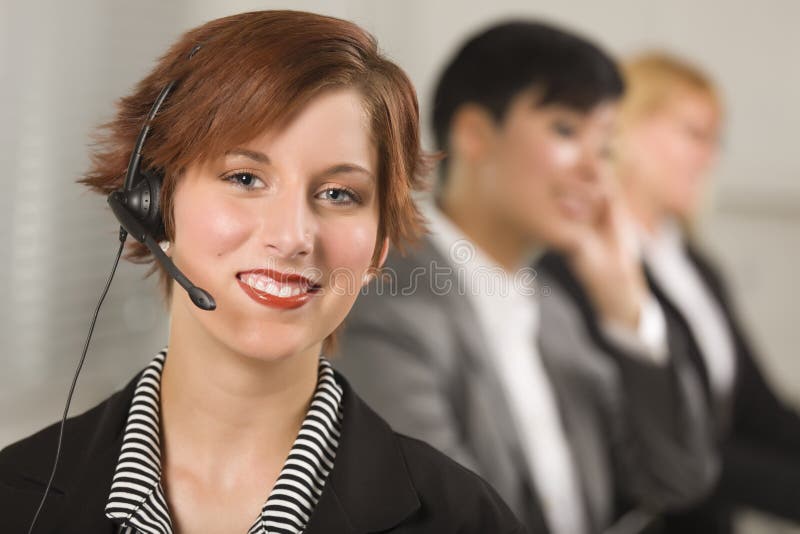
[334,237,717,534]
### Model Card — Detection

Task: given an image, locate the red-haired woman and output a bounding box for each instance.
[0,11,524,534]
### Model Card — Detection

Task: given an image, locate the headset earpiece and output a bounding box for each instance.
[125,168,165,240]
[107,167,165,244]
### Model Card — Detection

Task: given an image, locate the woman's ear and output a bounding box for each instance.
[376,237,390,269]
[450,104,495,164]
[363,237,390,287]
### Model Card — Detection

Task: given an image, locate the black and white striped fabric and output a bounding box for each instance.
[105,349,344,534]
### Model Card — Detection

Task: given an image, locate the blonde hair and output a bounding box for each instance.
[615,52,722,232]
[618,51,722,129]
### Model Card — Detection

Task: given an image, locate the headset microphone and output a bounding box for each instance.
[107,189,216,311]
[144,232,216,311]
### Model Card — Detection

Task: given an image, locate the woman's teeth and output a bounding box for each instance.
[244,273,305,297]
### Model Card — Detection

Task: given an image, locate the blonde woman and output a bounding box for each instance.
[615,52,800,532]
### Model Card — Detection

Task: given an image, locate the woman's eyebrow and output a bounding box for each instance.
[318,163,375,180]
[226,148,270,164]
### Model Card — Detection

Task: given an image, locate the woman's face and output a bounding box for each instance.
[620,91,721,221]
[168,88,381,362]
[479,93,617,251]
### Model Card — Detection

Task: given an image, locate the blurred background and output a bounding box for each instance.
[1,1,797,532]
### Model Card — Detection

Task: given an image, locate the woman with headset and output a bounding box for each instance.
[0,11,524,534]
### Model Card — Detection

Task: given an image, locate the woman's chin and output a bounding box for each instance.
[666,199,699,223]
[221,327,322,364]
[537,219,588,254]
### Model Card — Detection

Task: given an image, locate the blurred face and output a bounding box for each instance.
[620,90,720,220]
[477,92,617,251]
[168,88,381,362]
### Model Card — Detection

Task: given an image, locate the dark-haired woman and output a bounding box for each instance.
[338,20,716,534]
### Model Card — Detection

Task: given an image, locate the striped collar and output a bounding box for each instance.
[105,349,344,534]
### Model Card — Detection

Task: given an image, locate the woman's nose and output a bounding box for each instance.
[259,189,315,260]
[577,144,604,183]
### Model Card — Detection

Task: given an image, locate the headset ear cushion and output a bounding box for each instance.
[128,168,166,240]
[143,168,166,240]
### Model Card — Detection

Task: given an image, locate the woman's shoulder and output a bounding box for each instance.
[0,374,138,497]
[392,432,526,533]
[333,372,525,533]
[1,391,112,461]
[0,375,139,531]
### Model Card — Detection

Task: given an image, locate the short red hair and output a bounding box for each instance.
[81,10,428,295]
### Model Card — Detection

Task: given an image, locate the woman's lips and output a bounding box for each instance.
[236,269,321,310]
[557,194,593,221]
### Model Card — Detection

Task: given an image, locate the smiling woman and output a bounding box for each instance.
[167,89,381,364]
[0,10,525,534]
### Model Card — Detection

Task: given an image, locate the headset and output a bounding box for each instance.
[108,43,215,312]
[27,44,214,534]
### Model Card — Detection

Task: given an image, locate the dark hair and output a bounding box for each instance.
[432,20,624,154]
[81,10,428,295]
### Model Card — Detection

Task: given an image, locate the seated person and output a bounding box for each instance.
[611,51,800,533]
[336,21,717,534]
[0,11,525,534]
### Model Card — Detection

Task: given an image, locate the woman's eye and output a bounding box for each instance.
[552,120,577,137]
[316,187,361,206]
[223,172,265,190]
[598,145,614,160]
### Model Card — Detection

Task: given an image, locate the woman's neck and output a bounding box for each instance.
[438,176,540,272]
[620,177,667,236]
[160,298,320,486]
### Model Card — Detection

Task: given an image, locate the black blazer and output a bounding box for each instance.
[655,245,800,532]
[0,371,526,534]
[538,248,800,532]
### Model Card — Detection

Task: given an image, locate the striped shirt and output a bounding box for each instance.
[105,350,344,534]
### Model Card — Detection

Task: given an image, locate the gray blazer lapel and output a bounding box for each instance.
[414,238,531,471]
[537,282,615,532]
[339,235,550,531]
[407,238,540,517]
